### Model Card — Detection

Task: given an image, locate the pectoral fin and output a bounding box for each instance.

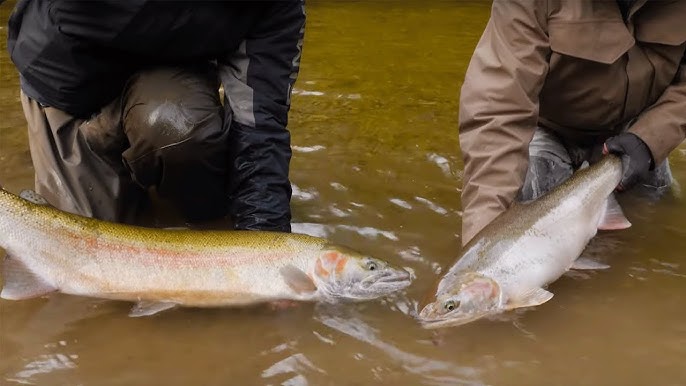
[19,190,50,205]
[1,256,57,300]
[280,265,317,295]
[506,288,553,310]
[129,301,178,317]
[571,257,610,270]
[598,194,631,230]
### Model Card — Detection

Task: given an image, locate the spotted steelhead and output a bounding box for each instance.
[0,189,412,316]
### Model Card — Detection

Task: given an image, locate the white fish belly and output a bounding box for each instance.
[490,195,604,299]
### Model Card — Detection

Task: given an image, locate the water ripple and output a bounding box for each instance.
[414,196,449,215]
[314,309,482,386]
[426,153,456,178]
[292,89,325,96]
[292,145,326,153]
[291,184,319,202]
[390,198,413,209]
[329,182,348,191]
[261,353,326,383]
[8,353,77,384]
[292,223,399,241]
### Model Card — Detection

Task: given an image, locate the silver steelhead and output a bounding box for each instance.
[418,155,630,328]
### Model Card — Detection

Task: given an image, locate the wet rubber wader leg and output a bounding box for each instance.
[616,123,676,199]
[518,127,575,202]
[631,159,677,199]
[121,65,230,223]
[21,91,145,223]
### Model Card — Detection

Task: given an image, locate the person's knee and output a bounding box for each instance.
[122,108,228,189]
[140,109,230,222]
[528,127,570,162]
[121,67,227,188]
[123,67,222,144]
[519,155,574,202]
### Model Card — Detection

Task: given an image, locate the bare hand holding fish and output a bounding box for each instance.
[0,189,412,317]
[418,155,631,329]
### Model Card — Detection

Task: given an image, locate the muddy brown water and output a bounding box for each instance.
[1,2,686,385]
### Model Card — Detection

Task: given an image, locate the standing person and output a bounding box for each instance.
[6,0,306,232]
[459,0,685,245]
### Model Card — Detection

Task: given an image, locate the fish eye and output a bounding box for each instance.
[366,261,378,271]
[444,300,460,311]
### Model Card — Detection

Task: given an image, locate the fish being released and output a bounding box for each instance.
[418,155,631,328]
[0,189,412,317]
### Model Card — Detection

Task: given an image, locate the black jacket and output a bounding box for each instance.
[7,0,305,232]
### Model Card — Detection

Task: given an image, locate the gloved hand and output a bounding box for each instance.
[602,132,654,191]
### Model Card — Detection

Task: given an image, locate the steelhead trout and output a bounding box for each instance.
[418,155,631,328]
[0,189,412,317]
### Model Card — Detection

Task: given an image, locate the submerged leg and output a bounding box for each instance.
[633,159,676,199]
[518,127,574,202]
[121,65,230,223]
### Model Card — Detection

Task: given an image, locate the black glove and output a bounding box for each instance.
[603,132,654,191]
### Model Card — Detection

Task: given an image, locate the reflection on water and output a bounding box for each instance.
[9,352,78,384]
[2,1,686,385]
[314,308,480,386]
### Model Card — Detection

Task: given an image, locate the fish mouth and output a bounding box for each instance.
[361,269,413,288]
[340,269,412,300]
[417,305,493,329]
[417,313,488,329]
[418,318,459,330]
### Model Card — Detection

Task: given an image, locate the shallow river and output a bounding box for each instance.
[1,2,686,385]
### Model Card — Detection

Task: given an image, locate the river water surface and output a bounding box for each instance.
[1,2,686,385]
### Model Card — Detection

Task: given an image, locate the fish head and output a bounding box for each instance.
[418,272,502,329]
[312,245,413,301]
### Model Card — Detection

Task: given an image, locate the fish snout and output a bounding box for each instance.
[417,302,438,320]
[362,267,413,287]
[381,267,412,282]
[418,305,430,319]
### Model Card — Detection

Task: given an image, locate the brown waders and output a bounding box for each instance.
[21,65,230,225]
